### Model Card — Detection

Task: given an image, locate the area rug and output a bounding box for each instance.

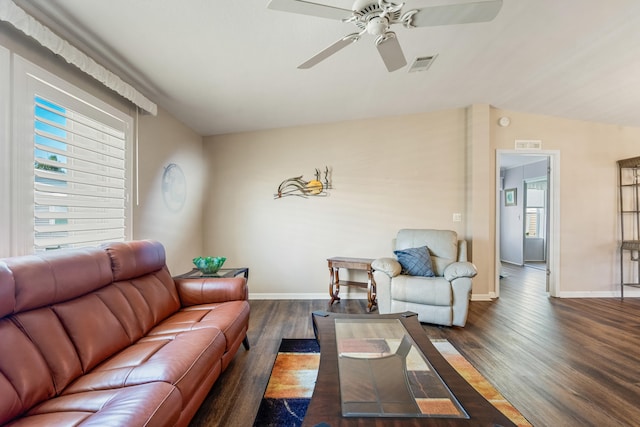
[253,338,531,427]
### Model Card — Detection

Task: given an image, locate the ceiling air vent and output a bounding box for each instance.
[515,140,543,150]
[408,55,438,73]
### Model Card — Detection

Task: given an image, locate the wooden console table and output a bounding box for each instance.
[327,257,376,312]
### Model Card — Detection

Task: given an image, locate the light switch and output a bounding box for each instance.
[453,213,462,222]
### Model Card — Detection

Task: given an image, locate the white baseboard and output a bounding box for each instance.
[471,293,494,301]
[249,293,362,300]
[250,290,640,300]
[557,289,640,298]
[251,293,501,301]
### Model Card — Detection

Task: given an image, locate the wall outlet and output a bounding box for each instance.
[453,213,462,222]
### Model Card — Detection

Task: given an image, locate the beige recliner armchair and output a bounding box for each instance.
[372,229,477,327]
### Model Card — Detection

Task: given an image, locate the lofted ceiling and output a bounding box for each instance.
[12,0,640,136]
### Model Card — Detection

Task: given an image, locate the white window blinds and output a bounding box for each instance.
[33,96,127,250]
[12,54,133,255]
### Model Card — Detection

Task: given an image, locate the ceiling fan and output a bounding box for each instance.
[267,0,503,72]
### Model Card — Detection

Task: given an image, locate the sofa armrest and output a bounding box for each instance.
[443,262,477,281]
[371,257,402,278]
[175,277,248,307]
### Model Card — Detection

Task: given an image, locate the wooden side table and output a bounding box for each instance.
[327,257,377,312]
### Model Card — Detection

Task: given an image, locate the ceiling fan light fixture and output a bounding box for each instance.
[367,16,389,35]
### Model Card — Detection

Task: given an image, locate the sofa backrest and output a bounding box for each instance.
[0,247,114,424]
[0,247,113,317]
[0,240,179,425]
[395,229,460,276]
[103,240,182,332]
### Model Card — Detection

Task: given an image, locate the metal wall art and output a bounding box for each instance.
[274,167,332,199]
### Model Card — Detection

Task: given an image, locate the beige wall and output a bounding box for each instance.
[136,108,205,274]
[203,109,475,298]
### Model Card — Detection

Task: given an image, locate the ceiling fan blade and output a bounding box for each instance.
[376,33,407,72]
[267,0,352,20]
[408,0,503,27]
[298,33,360,69]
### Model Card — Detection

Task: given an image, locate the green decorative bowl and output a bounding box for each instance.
[193,256,226,274]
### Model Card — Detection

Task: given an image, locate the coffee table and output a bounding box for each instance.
[303,311,516,426]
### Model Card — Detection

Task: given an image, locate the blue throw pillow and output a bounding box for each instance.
[393,246,435,277]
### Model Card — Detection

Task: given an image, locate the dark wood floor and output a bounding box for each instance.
[189,265,640,427]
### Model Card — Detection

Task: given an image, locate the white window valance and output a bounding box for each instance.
[0,0,157,115]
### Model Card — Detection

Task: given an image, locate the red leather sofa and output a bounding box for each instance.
[0,240,250,427]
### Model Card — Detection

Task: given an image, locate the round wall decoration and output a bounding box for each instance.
[162,163,186,212]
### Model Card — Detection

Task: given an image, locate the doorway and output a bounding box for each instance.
[495,150,560,297]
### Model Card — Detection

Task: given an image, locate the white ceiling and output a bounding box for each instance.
[13,0,640,136]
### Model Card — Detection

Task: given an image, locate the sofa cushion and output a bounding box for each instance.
[64,327,225,409]
[19,382,181,427]
[148,300,250,354]
[394,246,435,277]
[94,284,146,343]
[53,294,132,373]
[112,269,182,333]
[11,309,83,394]
[102,240,181,332]
[390,276,452,306]
[103,240,166,282]
[1,247,112,314]
[0,319,56,425]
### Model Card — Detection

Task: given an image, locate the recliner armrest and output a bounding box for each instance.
[175,277,248,307]
[443,262,477,281]
[372,257,402,278]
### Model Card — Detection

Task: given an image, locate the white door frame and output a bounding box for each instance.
[495,149,560,297]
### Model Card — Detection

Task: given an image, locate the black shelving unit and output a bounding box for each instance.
[618,156,640,298]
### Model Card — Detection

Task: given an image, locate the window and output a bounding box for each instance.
[33,96,127,251]
[525,208,541,237]
[12,55,133,255]
[525,183,546,239]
